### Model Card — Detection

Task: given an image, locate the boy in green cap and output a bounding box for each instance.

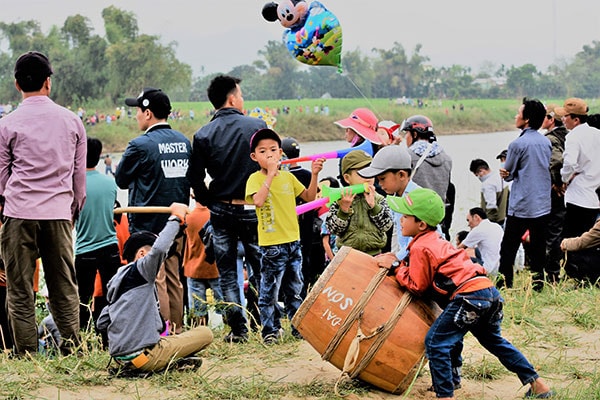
[375,188,553,400]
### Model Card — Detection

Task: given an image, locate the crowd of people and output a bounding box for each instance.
[2,50,599,399]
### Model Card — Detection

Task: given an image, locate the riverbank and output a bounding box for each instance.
[87,98,521,152]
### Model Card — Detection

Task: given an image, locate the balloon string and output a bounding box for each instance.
[341,73,384,121]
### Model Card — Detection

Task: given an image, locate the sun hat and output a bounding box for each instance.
[357,145,412,178]
[386,188,445,227]
[341,149,372,175]
[122,231,159,262]
[377,120,401,140]
[545,103,565,120]
[334,108,382,145]
[250,128,281,152]
[125,87,171,119]
[555,97,588,116]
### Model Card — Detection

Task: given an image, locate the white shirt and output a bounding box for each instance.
[461,219,504,275]
[561,122,600,209]
[480,170,505,210]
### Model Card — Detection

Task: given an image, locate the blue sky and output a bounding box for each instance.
[3,0,600,76]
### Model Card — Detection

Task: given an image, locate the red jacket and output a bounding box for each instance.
[395,230,491,306]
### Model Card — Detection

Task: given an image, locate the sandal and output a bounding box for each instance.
[524,388,554,398]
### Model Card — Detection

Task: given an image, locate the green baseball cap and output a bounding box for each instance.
[386,188,445,227]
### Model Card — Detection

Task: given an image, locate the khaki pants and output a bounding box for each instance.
[156,236,184,333]
[1,219,80,355]
[137,326,213,372]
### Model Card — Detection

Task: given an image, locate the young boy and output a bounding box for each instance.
[97,203,213,373]
[325,149,393,255]
[375,188,553,400]
[245,129,324,344]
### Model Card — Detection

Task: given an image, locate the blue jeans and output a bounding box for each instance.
[187,277,223,317]
[425,287,538,398]
[208,202,261,336]
[258,240,304,338]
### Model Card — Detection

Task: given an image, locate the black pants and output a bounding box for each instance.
[545,191,566,279]
[564,203,599,239]
[75,243,121,331]
[498,214,548,288]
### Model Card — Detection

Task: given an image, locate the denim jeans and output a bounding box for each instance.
[425,287,538,398]
[187,277,223,317]
[208,202,262,336]
[258,240,304,338]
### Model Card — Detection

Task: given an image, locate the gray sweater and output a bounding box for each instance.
[97,219,180,357]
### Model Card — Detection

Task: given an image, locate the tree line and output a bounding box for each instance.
[1,6,599,107]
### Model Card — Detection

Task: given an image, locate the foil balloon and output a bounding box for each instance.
[262,1,342,71]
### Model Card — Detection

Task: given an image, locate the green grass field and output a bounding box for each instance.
[86,98,585,152]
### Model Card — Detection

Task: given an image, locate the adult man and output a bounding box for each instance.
[116,87,191,334]
[401,115,453,238]
[186,75,266,343]
[498,98,551,290]
[557,98,600,239]
[459,208,503,276]
[542,104,569,281]
[74,137,121,343]
[0,51,86,355]
[469,159,508,225]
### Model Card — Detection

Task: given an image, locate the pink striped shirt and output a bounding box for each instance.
[0,95,87,220]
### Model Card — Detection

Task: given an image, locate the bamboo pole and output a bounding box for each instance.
[113,206,172,214]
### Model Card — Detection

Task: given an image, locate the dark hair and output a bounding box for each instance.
[521,97,546,130]
[469,159,489,174]
[468,207,488,220]
[552,116,564,127]
[319,176,340,188]
[584,113,600,128]
[86,137,103,168]
[14,51,53,92]
[207,75,241,109]
[456,230,469,244]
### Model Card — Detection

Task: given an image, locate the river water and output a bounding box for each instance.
[105,130,521,237]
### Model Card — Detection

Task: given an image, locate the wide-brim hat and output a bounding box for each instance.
[334,108,382,145]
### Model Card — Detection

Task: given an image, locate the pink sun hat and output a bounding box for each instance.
[334,108,382,145]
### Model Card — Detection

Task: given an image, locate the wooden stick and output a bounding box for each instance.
[113,206,172,214]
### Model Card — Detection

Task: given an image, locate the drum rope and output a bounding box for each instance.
[322,266,388,361]
[350,291,413,378]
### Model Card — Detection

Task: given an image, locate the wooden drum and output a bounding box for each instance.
[292,246,441,394]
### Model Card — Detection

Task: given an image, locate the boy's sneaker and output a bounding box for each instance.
[173,356,203,371]
[263,333,279,345]
[223,332,248,343]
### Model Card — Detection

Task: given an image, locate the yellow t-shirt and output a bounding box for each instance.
[245,170,306,246]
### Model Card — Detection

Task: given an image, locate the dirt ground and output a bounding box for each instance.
[30,324,599,400]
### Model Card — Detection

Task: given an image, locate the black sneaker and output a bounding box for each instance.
[263,333,279,345]
[223,332,248,343]
[427,383,461,392]
[173,356,203,371]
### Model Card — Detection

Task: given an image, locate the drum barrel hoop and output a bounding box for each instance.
[349,291,413,378]
[322,263,389,361]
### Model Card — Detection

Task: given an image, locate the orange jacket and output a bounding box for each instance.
[183,205,219,280]
[395,230,491,306]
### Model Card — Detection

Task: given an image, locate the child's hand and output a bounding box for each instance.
[311,158,325,175]
[266,157,280,177]
[375,252,399,271]
[170,202,189,218]
[338,187,355,213]
[365,183,376,208]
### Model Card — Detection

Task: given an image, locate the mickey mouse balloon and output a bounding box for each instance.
[262,0,342,71]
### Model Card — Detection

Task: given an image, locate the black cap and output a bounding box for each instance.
[496,149,507,160]
[125,87,171,119]
[250,128,281,152]
[14,51,53,90]
[122,231,158,262]
[281,137,300,158]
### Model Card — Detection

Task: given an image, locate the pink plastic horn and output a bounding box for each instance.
[281,138,372,165]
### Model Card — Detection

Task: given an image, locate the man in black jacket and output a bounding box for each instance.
[187,75,267,342]
[116,87,191,335]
